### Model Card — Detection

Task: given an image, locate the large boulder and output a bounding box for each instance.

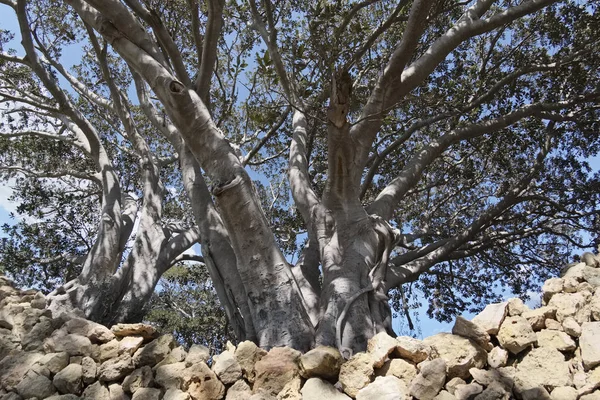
[452,316,492,351]
[211,350,242,385]
[375,358,417,388]
[184,362,225,400]
[122,365,154,393]
[234,341,267,383]
[0,350,43,391]
[64,318,115,343]
[516,347,572,388]
[422,333,487,379]
[394,336,431,363]
[299,346,343,381]
[536,329,576,352]
[132,334,175,367]
[16,372,56,399]
[98,353,135,382]
[548,292,588,323]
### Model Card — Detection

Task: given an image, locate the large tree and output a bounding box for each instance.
[1,0,599,354]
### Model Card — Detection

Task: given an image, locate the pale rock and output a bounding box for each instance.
[548,292,588,323]
[545,318,563,331]
[550,386,578,400]
[375,358,417,388]
[507,298,529,317]
[562,317,582,337]
[562,262,586,280]
[81,356,97,384]
[185,344,210,366]
[133,334,174,367]
[367,332,400,368]
[356,376,408,400]
[516,347,572,388]
[277,375,302,400]
[16,372,55,399]
[445,377,466,395]
[473,383,508,400]
[454,383,483,400]
[155,362,187,390]
[536,329,576,352]
[235,341,267,383]
[563,277,580,293]
[254,347,301,397]
[468,368,513,392]
[225,380,252,400]
[21,317,54,351]
[580,394,600,400]
[487,347,508,369]
[0,350,43,391]
[45,332,92,356]
[543,278,564,303]
[184,362,225,400]
[513,376,552,400]
[98,353,135,382]
[0,393,21,400]
[98,340,120,362]
[45,395,82,400]
[452,316,492,351]
[522,306,556,331]
[64,318,115,344]
[300,377,351,400]
[472,303,508,335]
[107,383,129,400]
[339,352,375,398]
[299,346,343,381]
[30,292,46,309]
[122,366,153,393]
[170,346,187,362]
[118,337,144,356]
[37,352,69,374]
[131,387,161,400]
[423,333,487,379]
[579,282,595,296]
[111,324,157,340]
[573,370,588,389]
[496,316,537,354]
[580,366,600,395]
[434,391,457,400]
[394,336,430,363]
[211,350,242,385]
[581,321,600,369]
[409,358,446,400]
[70,356,83,364]
[53,363,83,394]
[590,291,600,321]
[164,388,191,400]
[82,381,110,399]
[583,266,600,287]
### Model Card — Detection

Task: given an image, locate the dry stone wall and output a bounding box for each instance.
[1,258,600,400]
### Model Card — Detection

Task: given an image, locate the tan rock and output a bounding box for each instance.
[550,386,578,400]
[16,372,56,399]
[98,353,135,382]
[299,346,343,381]
[225,380,252,400]
[536,329,576,352]
[133,334,175,367]
[497,316,537,354]
[185,362,225,400]
[507,298,529,316]
[454,383,483,400]
[122,365,153,393]
[487,347,508,369]
[155,362,187,390]
[64,318,115,344]
[108,383,129,400]
[300,377,351,400]
[548,292,588,323]
[563,277,580,293]
[111,323,158,339]
[131,387,161,400]
[97,339,119,362]
[164,388,192,400]
[0,350,43,391]
[339,352,375,398]
[581,321,600,369]
[82,381,110,399]
[185,344,210,366]
[235,341,267,383]
[253,347,301,397]
[562,317,582,337]
[472,303,508,335]
[445,377,466,395]
[580,394,600,400]
[22,317,54,351]
[452,316,492,351]
[277,375,302,400]
[356,376,408,400]
[212,350,242,385]
[545,318,563,331]
[543,278,564,303]
[53,363,83,394]
[468,368,513,392]
[409,358,446,400]
[170,346,187,362]
[376,358,417,388]
[516,347,572,388]
[423,333,487,379]
[395,336,430,363]
[434,391,457,400]
[367,332,400,368]
[81,356,97,384]
[522,306,556,331]
[45,332,93,356]
[37,352,69,374]
[118,336,144,356]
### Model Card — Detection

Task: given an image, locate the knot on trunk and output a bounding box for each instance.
[328,69,352,128]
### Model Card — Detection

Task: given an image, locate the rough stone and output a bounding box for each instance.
[164,388,191,400]
[185,344,210,366]
[543,278,564,303]
[0,350,43,391]
[132,334,174,367]
[468,368,513,392]
[507,298,529,316]
[472,303,508,335]
[53,363,83,394]
[253,347,301,396]
[452,316,492,351]
[37,352,69,374]
[522,306,556,331]
[211,350,242,385]
[64,318,115,343]
[155,362,187,390]
[81,356,97,385]
[562,317,582,337]
[98,339,120,362]
[394,336,430,363]
[536,329,576,352]
[21,317,54,351]
[422,333,487,379]
[339,352,375,398]
[550,386,578,400]
[184,362,225,400]
[122,366,153,393]
[516,347,572,388]
[299,346,343,381]
[131,387,160,400]
[434,391,457,400]
[277,375,302,400]
[225,380,252,400]
[454,383,483,400]
[545,318,563,330]
[118,337,144,356]
[497,316,537,354]
[581,321,600,369]
[409,358,446,400]
[45,332,92,356]
[107,383,129,400]
[356,376,408,400]
[300,377,351,400]
[375,358,417,388]
[82,381,110,399]
[367,332,401,368]
[445,377,466,395]
[487,347,508,369]
[98,353,135,382]
[110,324,157,340]
[16,372,56,399]
[548,292,588,323]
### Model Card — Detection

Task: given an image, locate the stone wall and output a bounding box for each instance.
[0,258,599,400]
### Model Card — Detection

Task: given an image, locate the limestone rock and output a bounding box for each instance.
[454,383,483,400]
[299,346,343,381]
[225,380,252,400]
[581,321,600,369]
[339,352,375,398]
[97,339,119,362]
[522,306,556,331]
[22,317,54,351]
[253,347,301,397]
[122,366,153,393]
[536,329,576,352]
[472,303,508,335]
[132,334,174,367]
[583,265,600,286]
[487,347,508,369]
[164,388,191,400]
[107,383,129,400]
[496,316,537,354]
[185,344,210,366]
[367,332,401,368]
[543,278,564,303]
[562,317,582,337]
[507,298,529,317]
[81,356,97,384]
[468,368,513,392]
[564,277,580,293]
[111,324,157,340]
[16,372,55,399]
[452,316,492,351]
[98,353,135,382]
[445,377,466,395]
[45,332,93,356]
[409,358,446,400]
[434,391,457,400]
[184,362,225,400]
[300,377,351,400]
[0,350,43,391]
[64,318,115,344]
[235,341,267,383]
[82,381,110,399]
[211,350,242,385]
[580,394,600,400]
[356,376,408,400]
[545,318,563,331]
[277,375,302,400]
[376,358,417,388]
[395,336,430,363]
[155,362,187,390]
[516,347,572,388]
[550,386,578,400]
[118,337,144,356]
[37,352,69,374]
[422,333,487,379]
[548,292,588,323]
[53,363,83,394]
[170,346,187,362]
[131,387,160,400]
